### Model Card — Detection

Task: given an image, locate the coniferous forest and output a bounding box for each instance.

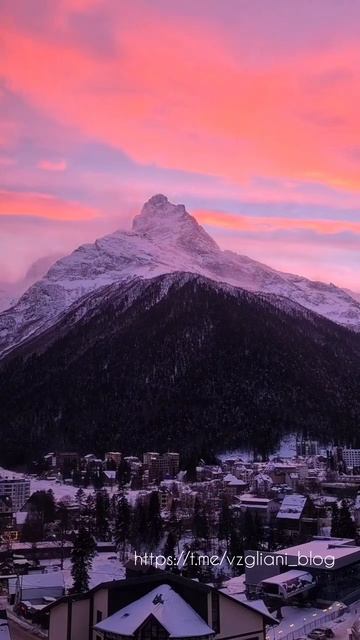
[0,274,359,466]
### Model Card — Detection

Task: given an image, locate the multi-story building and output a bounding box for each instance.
[0,477,30,512]
[296,439,319,457]
[340,448,360,470]
[143,451,180,481]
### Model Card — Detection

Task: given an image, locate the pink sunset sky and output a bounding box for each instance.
[0,0,359,289]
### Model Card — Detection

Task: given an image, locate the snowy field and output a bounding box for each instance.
[40,552,125,590]
[0,466,121,503]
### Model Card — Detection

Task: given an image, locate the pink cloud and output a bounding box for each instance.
[0,189,99,221]
[37,159,67,172]
[195,209,360,236]
[1,5,360,194]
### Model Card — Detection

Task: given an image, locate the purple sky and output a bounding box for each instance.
[0,0,359,289]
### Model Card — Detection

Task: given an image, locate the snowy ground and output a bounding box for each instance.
[40,552,125,590]
[0,467,121,503]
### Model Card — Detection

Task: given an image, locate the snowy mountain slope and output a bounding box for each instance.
[0,193,359,358]
[0,255,60,313]
[345,288,360,304]
[0,286,15,313]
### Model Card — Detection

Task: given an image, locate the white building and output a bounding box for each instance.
[0,477,30,511]
[341,448,360,469]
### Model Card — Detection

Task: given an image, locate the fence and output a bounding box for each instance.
[267,602,345,640]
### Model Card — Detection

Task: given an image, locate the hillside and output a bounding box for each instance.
[0,273,359,466]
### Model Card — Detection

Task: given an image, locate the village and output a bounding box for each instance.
[1,439,360,640]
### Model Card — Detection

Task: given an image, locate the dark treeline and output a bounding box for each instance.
[0,274,359,466]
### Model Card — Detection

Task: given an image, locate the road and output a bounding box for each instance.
[8,619,42,640]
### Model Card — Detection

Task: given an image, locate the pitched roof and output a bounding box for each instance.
[276,494,307,520]
[94,584,214,638]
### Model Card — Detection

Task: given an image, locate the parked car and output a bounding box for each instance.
[307,630,326,640]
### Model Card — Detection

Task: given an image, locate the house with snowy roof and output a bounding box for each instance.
[41,572,277,640]
[223,474,247,497]
[234,494,280,524]
[276,494,317,536]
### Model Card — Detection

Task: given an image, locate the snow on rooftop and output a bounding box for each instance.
[276,494,306,520]
[94,584,214,638]
[223,474,247,486]
[274,537,360,563]
[220,574,246,596]
[262,570,313,585]
[9,571,65,590]
[0,621,11,640]
[239,494,271,503]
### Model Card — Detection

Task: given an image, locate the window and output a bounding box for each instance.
[96,610,103,623]
[138,618,168,640]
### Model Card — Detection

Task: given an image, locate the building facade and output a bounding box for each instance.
[0,477,30,512]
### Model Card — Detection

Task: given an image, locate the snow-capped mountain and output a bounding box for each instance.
[0,255,61,313]
[0,193,359,358]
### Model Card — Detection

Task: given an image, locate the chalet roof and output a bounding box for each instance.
[223,474,247,486]
[41,572,277,625]
[94,584,214,638]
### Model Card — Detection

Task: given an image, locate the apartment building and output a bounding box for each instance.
[0,477,30,511]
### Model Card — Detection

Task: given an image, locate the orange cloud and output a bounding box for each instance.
[0,190,98,221]
[195,209,360,236]
[38,159,67,172]
[1,7,360,194]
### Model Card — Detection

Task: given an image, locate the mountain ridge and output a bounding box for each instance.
[0,194,359,360]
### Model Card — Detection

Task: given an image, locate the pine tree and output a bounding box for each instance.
[28,490,56,525]
[192,496,208,542]
[162,532,177,570]
[147,492,163,549]
[331,502,340,537]
[242,510,258,549]
[130,500,148,550]
[218,496,232,548]
[117,459,131,487]
[229,516,244,576]
[75,488,86,514]
[114,495,131,558]
[95,490,110,540]
[83,494,96,533]
[71,526,96,593]
[56,503,70,569]
[21,514,43,542]
[337,499,356,538]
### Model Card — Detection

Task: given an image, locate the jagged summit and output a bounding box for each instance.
[0,194,359,358]
[133,194,186,232]
[132,194,219,253]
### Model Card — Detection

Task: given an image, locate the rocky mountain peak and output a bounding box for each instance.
[132,194,219,253]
